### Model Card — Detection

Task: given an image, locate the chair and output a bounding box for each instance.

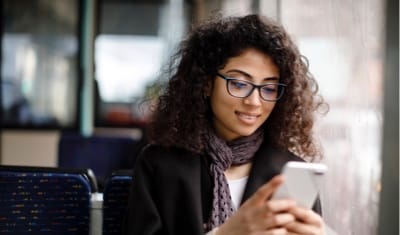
[102,170,133,235]
[58,132,139,191]
[0,165,96,235]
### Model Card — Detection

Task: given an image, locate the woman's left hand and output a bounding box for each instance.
[284,206,325,235]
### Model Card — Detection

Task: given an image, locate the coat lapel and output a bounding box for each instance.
[241,142,299,203]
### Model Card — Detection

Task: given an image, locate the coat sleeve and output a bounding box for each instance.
[122,147,162,235]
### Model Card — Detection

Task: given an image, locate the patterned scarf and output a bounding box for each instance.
[204,127,264,231]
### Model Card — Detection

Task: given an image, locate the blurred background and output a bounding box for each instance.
[1,0,398,234]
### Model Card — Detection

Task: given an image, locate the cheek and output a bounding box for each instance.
[262,103,276,118]
[210,93,232,116]
[210,82,233,111]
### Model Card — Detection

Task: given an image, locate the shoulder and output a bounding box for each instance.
[135,144,203,175]
[285,150,306,162]
[138,144,199,161]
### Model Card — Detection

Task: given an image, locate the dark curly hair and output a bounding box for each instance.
[148,14,327,160]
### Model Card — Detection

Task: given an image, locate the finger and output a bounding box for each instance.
[264,213,295,229]
[259,227,287,235]
[289,207,324,226]
[263,199,297,214]
[286,220,323,235]
[244,175,284,207]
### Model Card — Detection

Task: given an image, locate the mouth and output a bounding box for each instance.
[235,111,261,124]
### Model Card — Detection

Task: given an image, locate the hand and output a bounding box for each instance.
[216,175,297,235]
[284,206,325,235]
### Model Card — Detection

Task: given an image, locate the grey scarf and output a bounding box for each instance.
[204,128,264,231]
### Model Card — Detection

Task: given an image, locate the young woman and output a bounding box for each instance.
[123,14,327,235]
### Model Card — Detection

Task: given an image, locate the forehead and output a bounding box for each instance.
[222,48,280,80]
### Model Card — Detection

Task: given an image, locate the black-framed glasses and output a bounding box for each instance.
[216,73,287,101]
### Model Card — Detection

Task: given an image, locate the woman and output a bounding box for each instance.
[123,14,327,235]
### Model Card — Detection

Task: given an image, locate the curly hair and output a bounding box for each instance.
[148,14,326,160]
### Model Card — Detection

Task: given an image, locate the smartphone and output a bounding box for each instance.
[271,161,327,209]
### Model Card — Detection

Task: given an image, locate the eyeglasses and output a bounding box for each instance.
[216,73,286,101]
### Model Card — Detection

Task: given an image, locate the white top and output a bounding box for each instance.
[227,176,249,210]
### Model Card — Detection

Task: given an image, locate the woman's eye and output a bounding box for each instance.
[262,85,278,93]
[231,80,248,89]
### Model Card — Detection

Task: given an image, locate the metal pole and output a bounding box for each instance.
[80,0,95,137]
[377,0,399,233]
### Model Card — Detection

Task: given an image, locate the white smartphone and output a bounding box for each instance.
[271,161,327,209]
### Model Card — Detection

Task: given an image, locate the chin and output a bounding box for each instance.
[237,128,259,137]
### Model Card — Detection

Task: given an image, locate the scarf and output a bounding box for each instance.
[204,127,264,231]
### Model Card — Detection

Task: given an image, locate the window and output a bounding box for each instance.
[1,0,80,129]
[95,0,191,127]
[274,0,385,234]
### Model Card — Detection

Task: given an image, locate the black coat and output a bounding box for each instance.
[122,141,321,235]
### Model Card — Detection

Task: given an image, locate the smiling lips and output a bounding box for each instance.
[235,111,261,124]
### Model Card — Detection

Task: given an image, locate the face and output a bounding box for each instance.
[208,48,280,141]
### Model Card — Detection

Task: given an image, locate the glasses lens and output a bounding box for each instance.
[227,80,252,98]
[225,76,285,101]
[260,84,284,101]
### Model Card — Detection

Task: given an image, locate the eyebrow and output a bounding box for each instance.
[225,69,279,82]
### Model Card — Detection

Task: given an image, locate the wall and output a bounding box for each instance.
[1,130,60,167]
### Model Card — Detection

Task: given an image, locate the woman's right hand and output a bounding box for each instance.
[216,175,297,235]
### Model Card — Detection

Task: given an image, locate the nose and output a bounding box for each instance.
[243,88,262,106]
